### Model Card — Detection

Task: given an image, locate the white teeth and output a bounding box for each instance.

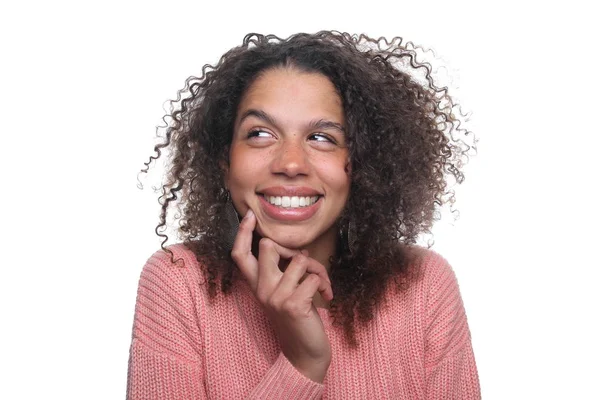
[265,195,319,208]
[290,197,299,207]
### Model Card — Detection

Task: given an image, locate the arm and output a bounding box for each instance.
[126,250,206,400]
[127,247,324,400]
[424,253,481,400]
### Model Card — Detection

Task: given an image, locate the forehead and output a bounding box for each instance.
[237,68,344,122]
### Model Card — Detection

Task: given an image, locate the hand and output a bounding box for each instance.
[231,210,333,383]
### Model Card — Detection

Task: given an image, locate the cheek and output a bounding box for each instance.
[318,157,351,192]
[228,148,253,181]
[227,147,268,193]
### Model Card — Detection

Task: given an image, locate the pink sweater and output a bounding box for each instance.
[127,244,480,399]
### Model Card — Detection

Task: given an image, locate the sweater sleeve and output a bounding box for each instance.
[423,253,481,400]
[127,248,324,399]
[247,352,324,398]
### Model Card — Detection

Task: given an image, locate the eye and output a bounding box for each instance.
[308,133,335,143]
[247,129,273,139]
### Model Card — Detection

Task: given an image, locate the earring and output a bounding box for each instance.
[348,218,358,255]
[224,191,240,251]
[340,218,358,255]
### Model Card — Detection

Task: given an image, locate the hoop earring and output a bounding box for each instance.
[340,218,358,255]
[348,218,358,255]
[224,191,240,251]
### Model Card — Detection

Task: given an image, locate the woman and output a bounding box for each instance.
[127,31,480,399]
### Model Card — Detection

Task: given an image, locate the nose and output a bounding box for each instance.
[270,137,309,177]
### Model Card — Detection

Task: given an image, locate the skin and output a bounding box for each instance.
[227,67,350,382]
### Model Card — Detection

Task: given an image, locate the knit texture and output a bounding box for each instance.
[127,244,480,399]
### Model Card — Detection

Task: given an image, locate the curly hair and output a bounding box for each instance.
[139,31,474,346]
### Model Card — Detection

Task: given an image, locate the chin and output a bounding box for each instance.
[255,224,314,250]
[271,236,311,250]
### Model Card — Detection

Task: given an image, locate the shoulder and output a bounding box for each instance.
[390,245,465,319]
[140,243,206,286]
[395,244,456,289]
[382,245,473,366]
[408,247,472,360]
[132,243,205,361]
[143,243,204,271]
[381,244,459,313]
[135,243,208,313]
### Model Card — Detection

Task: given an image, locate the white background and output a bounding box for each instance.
[1,1,598,399]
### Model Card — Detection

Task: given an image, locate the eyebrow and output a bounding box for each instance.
[238,109,345,134]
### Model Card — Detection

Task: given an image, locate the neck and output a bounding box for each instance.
[302,229,338,275]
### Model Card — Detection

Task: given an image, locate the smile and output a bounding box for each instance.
[263,195,319,208]
[257,192,323,222]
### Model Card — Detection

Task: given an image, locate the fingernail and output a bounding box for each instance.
[245,209,254,219]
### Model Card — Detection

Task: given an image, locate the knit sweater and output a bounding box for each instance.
[127,244,480,399]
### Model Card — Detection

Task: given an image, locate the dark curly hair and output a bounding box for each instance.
[139,31,475,346]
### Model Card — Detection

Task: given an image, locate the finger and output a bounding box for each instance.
[271,241,300,260]
[303,257,332,286]
[305,266,333,302]
[285,273,324,309]
[255,239,307,298]
[282,255,333,301]
[256,238,289,296]
[230,210,258,288]
[271,254,310,300]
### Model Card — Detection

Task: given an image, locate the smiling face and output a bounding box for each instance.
[226,67,350,256]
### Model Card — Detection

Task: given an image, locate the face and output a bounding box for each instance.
[226,67,350,252]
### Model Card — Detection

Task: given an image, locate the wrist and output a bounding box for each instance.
[293,358,330,383]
